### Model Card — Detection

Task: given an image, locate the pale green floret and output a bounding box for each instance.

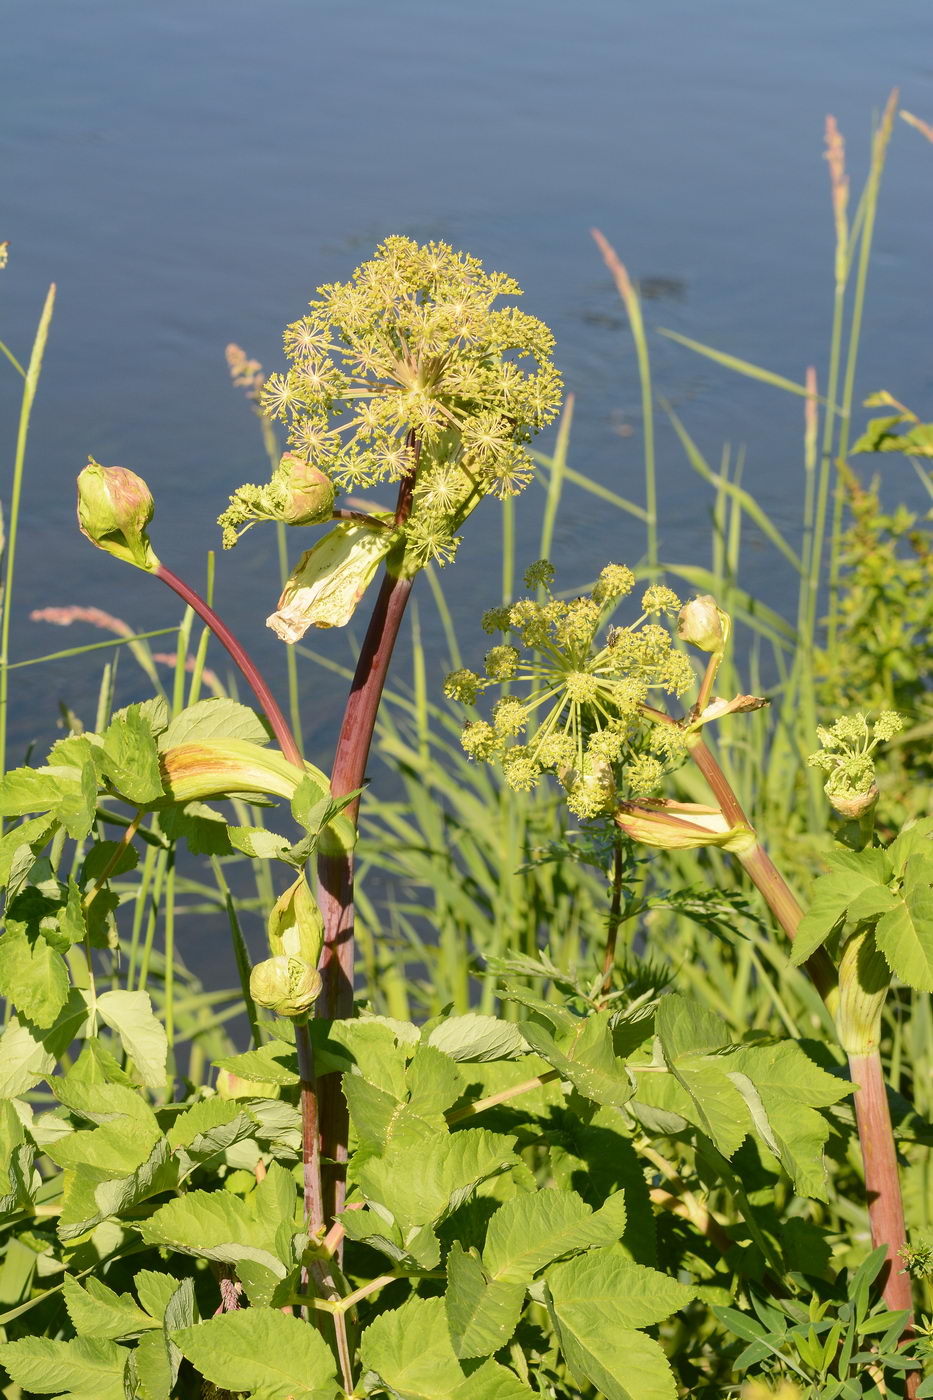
[807,708,904,814]
[626,754,666,797]
[482,606,512,634]
[592,564,636,606]
[641,585,682,614]
[484,645,520,681]
[461,721,499,760]
[874,710,904,741]
[563,671,601,703]
[523,559,556,588]
[492,697,528,738]
[444,669,482,704]
[501,745,541,791]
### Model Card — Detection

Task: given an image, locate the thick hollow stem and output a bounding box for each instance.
[294,1021,325,1239]
[155,564,302,766]
[689,736,837,1004]
[849,1048,915,1320]
[315,432,422,1221]
[600,838,625,996]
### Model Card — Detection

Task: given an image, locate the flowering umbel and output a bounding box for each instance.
[77,460,160,573]
[807,709,903,818]
[448,561,693,817]
[229,237,562,596]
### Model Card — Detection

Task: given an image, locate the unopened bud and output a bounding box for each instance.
[249,954,321,1018]
[614,799,754,853]
[267,875,324,967]
[676,595,730,654]
[77,460,160,572]
[272,453,335,526]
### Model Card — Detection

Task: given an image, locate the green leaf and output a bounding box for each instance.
[0,925,69,1028]
[168,1096,254,1153]
[793,859,889,966]
[887,818,933,878]
[875,857,933,993]
[427,1014,526,1062]
[135,1271,186,1322]
[0,1017,57,1098]
[45,1112,161,1176]
[172,1310,339,1400]
[0,1335,126,1399]
[58,1137,177,1242]
[406,1045,465,1118]
[0,1098,33,1213]
[63,1274,159,1339]
[361,1294,466,1399]
[446,1241,525,1358]
[728,1041,850,1200]
[94,989,168,1087]
[0,762,97,839]
[654,997,749,1157]
[483,1188,628,1284]
[355,1127,517,1231]
[99,705,163,804]
[158,802,232,856]
[214,1040,300,1087]
[160,697,272,749]
[228,824,294,860]
[139,1167,296,1305]
[0,813,56,886]
[546,1248,692,1400]
[520,1011,633,1108]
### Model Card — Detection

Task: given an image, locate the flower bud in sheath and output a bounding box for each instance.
[250,955,322,1018]
[77,460,160,572]
[676,594,730,654]
[273,452,335,526]
[267,875,325,968]
[615,799,754,853]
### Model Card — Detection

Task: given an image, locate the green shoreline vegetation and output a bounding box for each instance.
[0,97,931,1399]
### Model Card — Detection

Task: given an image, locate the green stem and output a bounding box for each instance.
[0,284,55,797]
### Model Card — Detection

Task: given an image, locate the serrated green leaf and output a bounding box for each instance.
[158,802,232,856]
[214,1040,300,1086]
[63,1274,159,1339]
[887,818,933,878]
[355,1127,517,1231]
[446,1241,525,1358]
[58,1137,177,1241]
[406,1045,464,1118]
[0,925,69,1028]
[135,1271,185,1322]
[875,861,933,993]
[0,813,56,886]
[520,1012,633,1108]
[483,1188,627,1284]
[94,989,168,1087]
[133,1329,174,1400]
[45,1112,161,1176]
[427,1013,526,1062]
[228,824,293,860]
[546,1248,691,1400]
[655,995,730,1058]
[100,705,163,804]
[0,1335,126,1399]
[160,697,272,749]
[52,1075,158,1128]
[173,1310,339,1400]
[0,1098,33,1214]
[0,1017,57,1098]
[793,864,888,966]
[167,1096,252,1151]
[361,1294,465,1398]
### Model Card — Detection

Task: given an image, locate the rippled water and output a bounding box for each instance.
[2,1,932,974]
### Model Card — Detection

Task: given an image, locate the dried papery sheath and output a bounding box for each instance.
[267,522,396,641]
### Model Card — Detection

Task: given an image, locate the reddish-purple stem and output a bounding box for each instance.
[156,563,303,767]
[315,433,421,1219]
